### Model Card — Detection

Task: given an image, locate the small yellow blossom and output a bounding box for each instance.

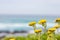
[47,31,51,34]
[47,33,54,40]
[38,19,46,24]
[54,25,59,29]
[48,33,53,37]
[48,28,56,32]
[55,18,60,22]
[9,38,15,40]
[34,29,42,33]
[29,21,36,26]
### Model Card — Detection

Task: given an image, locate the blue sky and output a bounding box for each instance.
[0,0,60,16]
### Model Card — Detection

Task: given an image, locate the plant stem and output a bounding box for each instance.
[36,33,41,40]
[33,25,36,30]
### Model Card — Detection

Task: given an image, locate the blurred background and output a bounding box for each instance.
[0,0,60,37]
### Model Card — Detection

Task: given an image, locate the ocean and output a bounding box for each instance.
[0,15,60,36]
[0,15,59,31]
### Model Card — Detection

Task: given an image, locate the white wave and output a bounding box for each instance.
[0,23,57,30]
[0,23,28,30]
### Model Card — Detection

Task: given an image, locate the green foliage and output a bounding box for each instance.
[41,33,47,40]
[55,34,60,40]
[3,34,60,40]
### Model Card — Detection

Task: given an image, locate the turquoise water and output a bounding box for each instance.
[0,15,60,31]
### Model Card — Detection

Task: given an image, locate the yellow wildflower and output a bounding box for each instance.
[38,19,46,24]
[47,33,55,40]
[48,28,56,32]
[34,29,42,33]
[47,31,51,34]
[9,38,15,40]
[55,18,60,22]
[48,33,53,37]
[54,25,59,29]
[29,21,36,26]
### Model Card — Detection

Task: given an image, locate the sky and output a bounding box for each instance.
[0,0,60,16]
